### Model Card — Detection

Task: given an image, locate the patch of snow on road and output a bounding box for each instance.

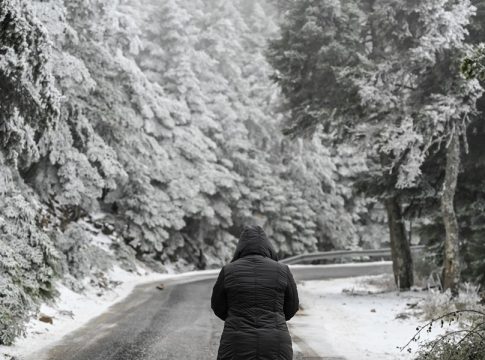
[289,274,441,360]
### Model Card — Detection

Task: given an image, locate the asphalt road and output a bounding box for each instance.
[35,262,392,360]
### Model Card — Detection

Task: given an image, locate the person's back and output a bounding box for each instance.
[211,225,299,360]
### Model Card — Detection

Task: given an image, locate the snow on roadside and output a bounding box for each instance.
[2,267,456,360]
[289,275,439,360]
[0,266,220,360]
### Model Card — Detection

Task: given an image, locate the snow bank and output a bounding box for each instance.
[289,275,442,360]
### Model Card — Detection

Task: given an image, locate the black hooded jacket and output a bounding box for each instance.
[211,226,299,360]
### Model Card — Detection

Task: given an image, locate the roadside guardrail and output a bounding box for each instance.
[280,245,426,265]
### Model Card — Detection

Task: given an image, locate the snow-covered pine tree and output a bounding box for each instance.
[0,0,61,344]
[0,164,59,345]
[267,0,483,290]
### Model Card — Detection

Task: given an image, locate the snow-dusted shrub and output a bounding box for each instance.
[0,189,59,345]
[356,274,397,293]
[409,309,485,360]
[422,284,482,321]
[111,238,138,273]
[415,335,485,360]
[56,223,113,292]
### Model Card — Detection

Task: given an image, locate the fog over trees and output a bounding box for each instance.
[1,0,485,347]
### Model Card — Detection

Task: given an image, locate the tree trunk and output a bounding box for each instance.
[385,196,414,290]
[441,131,461,295]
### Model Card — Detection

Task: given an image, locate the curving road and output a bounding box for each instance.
[33,262,392,360]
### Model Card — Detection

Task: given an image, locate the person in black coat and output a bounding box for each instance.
[211,225,299,360]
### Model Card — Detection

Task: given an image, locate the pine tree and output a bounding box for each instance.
[267,0,481,290]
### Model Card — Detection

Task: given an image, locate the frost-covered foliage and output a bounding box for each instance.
[55,223,113,292]
[268,0,481,191]
[415,336,485,360]
[0,0,60,163]
[267,0,485,289]
[410,309,485,360]
[462,43,485,80]
[421,284,483,321]
[0,158,59,345]
[0,0,365,345]
[43,0,359,263]
[417,118,485,287]
[0,1,61,345]
[404,3,485,288]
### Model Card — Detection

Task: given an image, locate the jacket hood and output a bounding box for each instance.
[231,225,278,262]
